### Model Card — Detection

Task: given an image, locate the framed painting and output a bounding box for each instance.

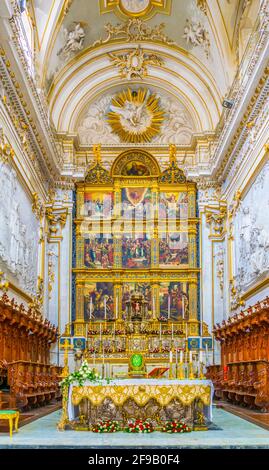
[122,234,151,268]
[84,235,113,268]
[84,282,114,321]
[159,232,188,268]
[159,282,189,321]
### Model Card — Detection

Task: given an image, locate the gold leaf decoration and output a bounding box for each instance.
[107,88,165,143]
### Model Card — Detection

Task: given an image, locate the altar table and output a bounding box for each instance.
[66,379,213,427]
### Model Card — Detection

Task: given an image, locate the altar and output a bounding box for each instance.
[64,379,213,430]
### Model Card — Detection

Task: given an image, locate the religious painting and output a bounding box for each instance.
[122,283,152,312]
[159,232,188,268]
[159,282,189,321]
[121,187,152,218]
[159,191,188,220]
[84,192,113,218]
[84,235,113,268]
[84,283,114,321]
[122,161,150,176]
[122,234,151,268]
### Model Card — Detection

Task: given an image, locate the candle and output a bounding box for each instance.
[176,348,178,364]
[180,350,183,363]
[104,297,107,320]
[159,323,162,341]
[205,344,208,364]
[89,296,93,320]
[169,350,173,363]
[168,295,171,319]
[182,295,185,319]
[189,351,192,362]
[199,350,203,363]
[100,323,102,342]
[115,295,118,319]
[172,323,174,340]
[152,294,155,317]
[93,350,95,366]
[103,345,105,365]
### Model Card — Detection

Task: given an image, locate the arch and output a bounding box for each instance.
[111,149,160,177]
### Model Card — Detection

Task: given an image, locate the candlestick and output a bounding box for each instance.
[199,350,203,363]
[182,295,185,319]
[104,297,107,320]
[168,295,171,319]
[172,323,174,341]
[180,350,183,363]
[159,323,162,341]
[99,323,102,342]
[169,350,173,363]
[189,350,192,363]
[152,294,155,317]
[175,348,178,365]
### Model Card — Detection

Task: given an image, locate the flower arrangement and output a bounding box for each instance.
[59,360,101,388]
[125,419,154,433]
[88,346,98,354]
[92,420,120,433]
[115,346,126,352]
[115,329,124,335]
[163,329,172,335]
[161,346,170,352]
[159,316,168,322]
[174,329,184,335]
[149,347,160,353]
[162,420,191,433]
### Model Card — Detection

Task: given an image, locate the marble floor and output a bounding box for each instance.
[1,407,269,448]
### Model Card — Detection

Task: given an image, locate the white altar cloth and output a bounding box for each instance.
[67,379,214,422]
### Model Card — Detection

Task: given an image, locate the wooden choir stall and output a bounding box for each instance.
[207,297,269,411]
[0,293,62,410]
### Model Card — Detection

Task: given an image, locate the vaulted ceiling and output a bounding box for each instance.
[26,0,248,144]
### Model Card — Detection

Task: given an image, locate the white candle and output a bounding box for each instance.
[205,344,208,364]
[104,297,107,320]
[115,295,118,319]
[168,295,171,319]
[90,296,93,320]
[182,295,185,319]
[180,350,183,363]
[189,351,192,362]
[199,350,203,363]
[103,345,105,365]
[169,350,173,363]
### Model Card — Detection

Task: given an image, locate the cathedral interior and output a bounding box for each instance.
[0,0,269,454]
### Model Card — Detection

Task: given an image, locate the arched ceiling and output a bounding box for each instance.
[29,0,244,146]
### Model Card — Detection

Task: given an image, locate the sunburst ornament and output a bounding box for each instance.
[107,88,165,143]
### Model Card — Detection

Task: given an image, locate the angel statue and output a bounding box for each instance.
[57,22,86,59]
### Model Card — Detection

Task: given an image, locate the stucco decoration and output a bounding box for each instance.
[0,161,39,295]
[77,91,194,145]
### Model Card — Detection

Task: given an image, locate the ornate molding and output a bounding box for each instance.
[84,144,113,184]
[48,250,56,300]
[230,278,245,312]
[28,276,44,314]
[46,206,68,239]
[32,192,45,219]
[108,46,163,80]
[159,144,186,184]
[182,19,210,58]
[93,18,175,48]
[205,202,227,237]
[0,128,15,163]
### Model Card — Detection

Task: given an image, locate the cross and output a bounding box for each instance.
[61,338,73,378]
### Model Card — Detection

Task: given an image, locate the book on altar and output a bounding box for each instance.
[147,367,169,378]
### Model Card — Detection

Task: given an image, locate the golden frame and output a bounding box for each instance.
[99,0,172,21]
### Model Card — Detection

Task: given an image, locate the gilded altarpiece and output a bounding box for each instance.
[73,148,200,364]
